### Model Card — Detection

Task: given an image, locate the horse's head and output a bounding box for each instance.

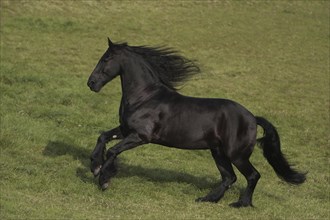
[87,38,122,92]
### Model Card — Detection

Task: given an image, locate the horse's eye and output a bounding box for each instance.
[103,55,113,62]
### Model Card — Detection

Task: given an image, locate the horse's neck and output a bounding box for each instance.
[120,57,160,106]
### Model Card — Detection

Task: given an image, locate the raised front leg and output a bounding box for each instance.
[99,133,145,190]
[90,126,123,177]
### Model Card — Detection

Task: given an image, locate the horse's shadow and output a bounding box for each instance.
[43,141,217,189]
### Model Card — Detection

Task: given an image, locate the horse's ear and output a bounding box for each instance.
[108,37,113,48]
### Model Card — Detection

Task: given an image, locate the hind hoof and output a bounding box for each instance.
[195,195,219,203]
[229,201,252,208]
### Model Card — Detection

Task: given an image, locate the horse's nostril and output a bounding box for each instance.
[88,80,95,87]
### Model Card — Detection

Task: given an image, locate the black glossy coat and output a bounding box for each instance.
[87,38,305,207]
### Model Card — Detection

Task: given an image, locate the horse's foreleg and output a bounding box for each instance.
[99,133,144,190]
[90,126,123,177]
[196,147,237,203]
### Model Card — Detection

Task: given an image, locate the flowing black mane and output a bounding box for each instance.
[114,42,200,90]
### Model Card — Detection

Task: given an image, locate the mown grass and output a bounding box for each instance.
[0,1,329,219]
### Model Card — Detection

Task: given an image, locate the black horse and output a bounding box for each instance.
[87,38,306,207]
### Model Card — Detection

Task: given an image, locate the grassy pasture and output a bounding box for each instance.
[0,1,329,219]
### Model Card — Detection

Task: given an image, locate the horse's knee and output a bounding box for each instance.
[98,132,109,144]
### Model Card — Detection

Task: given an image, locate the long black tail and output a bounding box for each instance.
[256,116,306,184]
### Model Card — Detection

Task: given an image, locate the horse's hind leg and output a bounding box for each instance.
[230,159,260,208]
[90,126,123,177]
[196,147,237,203]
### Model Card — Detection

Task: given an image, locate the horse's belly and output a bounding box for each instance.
[152,121,217,150]
[152,138,210,150]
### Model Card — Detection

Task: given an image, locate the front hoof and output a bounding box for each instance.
[93,165,102,177]
[99,172,111,191]
[91,158,103,176]
[101,182,109,191]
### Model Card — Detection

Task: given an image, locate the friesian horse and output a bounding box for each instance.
[87,38,306,207]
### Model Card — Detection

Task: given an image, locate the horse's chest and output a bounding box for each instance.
[120,106,163,141]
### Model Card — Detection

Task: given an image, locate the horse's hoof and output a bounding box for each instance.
[195,196,218,203]
[101,182,109,191]
[93,165,102,177]
[229,201,252,208]
[195,197,206,202]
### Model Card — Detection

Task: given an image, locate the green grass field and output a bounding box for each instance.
[1,1,329,219]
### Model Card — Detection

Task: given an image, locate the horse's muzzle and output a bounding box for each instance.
[87,79,100,92]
